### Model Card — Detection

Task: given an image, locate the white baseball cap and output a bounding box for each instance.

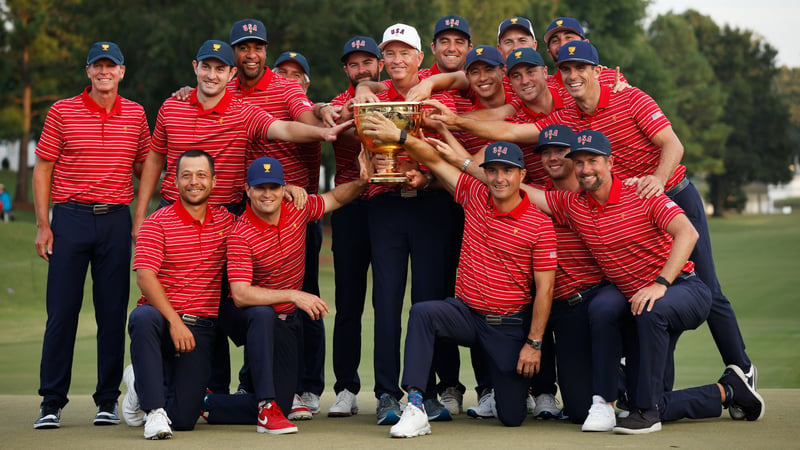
[380,23,422,52]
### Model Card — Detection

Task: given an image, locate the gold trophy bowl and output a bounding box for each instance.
[354,101,423,183]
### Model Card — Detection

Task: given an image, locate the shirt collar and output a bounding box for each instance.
[243,202,285,232]
[429,64,443,76]
[233,68,274,95]
[579,84,610,118]
[585,174,622,210]
[189,88,233,115]
[488,189,531,219]
[81,87,122,119]
[174,200,212,228]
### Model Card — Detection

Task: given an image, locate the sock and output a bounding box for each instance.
[408,390,423,409]
[722,384,734,408]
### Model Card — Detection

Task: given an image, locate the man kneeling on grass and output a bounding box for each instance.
[360,112,556,438]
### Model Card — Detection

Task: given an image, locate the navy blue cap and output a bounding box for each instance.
[480,141,525,169]
[465,46,504,70]
[87,42,124,65]
[196,40,235,66]
[248,156,285,186]
[341,36,381,62]
[543,17,586,44]
[556,40,599,66]
[568,129,611,157]
[434,15,471,40]
[275,51,310,75]
[534,125,575,153]
[497,17,536,43]
[506,47,545,74]
[230,18,268,46]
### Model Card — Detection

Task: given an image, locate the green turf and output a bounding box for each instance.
[1,168,798,394]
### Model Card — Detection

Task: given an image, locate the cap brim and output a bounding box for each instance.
[248,177,285,187]
[87,56,123,65]
[231,36,268,46]
[567,148,608,157]
[556,57,596,67]
[533,142,571,153]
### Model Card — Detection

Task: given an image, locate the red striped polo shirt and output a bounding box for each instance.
[545,176,694,299]
[226,196,326,313]
[36,87,150,204]
[537,85,686,189]
[330,86,364,188]
[150,89,276,206]
[457,92,519,155]
[505,87,565,186]
[419,65,474,114]
[133,201,235,317]
[227,70,314,187]
[548,66,626,109]
[537,180,604,300]
[367,80,457,198]
[455,173,557,315]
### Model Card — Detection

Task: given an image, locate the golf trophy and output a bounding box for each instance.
[353,101,423,183]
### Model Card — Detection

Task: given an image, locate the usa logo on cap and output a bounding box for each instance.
[445,18,459,27]
[543,129,559,140]
[352,39,365,49]
[493,146,508,156]
[577,134,592,145]
[243,23,258,34]
[391,27,405,35]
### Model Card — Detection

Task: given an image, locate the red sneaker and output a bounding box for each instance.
[257,400,298,434]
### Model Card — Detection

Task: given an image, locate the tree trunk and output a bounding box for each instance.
[15,43,31,205]
[708,175,725,217]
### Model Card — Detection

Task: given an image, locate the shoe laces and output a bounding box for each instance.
[149,408,172,425]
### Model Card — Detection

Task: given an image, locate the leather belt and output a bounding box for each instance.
[180,314,215,328]
[665,176,690,197]
[58,202,127,215]
[482,314,523,326]
[557,280,610,307]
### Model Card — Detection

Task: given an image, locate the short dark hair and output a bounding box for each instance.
[176,149,215,176]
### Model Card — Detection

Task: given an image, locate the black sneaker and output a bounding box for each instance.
[728,364,757,420]
[376,393,402,425]
[93,401,121,425]
[719,364,764,421]
[34,403,62,429]
[613,407,661,434]
[423,398,452,422]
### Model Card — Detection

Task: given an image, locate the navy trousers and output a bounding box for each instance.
[586,284,630,402]
[669,181,750,369]
[219,298,299,415]
[128,304,216,430]
[625,275,712,412]
[402,298,530,427]
[546,289,600,423]
[39,204,131,408]
[331,199,372,395]
[298,220,325,396]
[368,191,457,400]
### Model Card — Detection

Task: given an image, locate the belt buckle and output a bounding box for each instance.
[566,292,582,307]
[485,315,502,325]
[92,203,109,215]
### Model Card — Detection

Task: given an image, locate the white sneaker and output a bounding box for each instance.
[466,389,496,419]
[328,389,359,417]
[389,403,431,438]
[533,393,561,419]
[440,387,463,415]
[526,393,536,414]
[287,394,312,420]
[582,395,616,432]
[300,392,321,415]
[143,408,173,440]
[122,365,145,427]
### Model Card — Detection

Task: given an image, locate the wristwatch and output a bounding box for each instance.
[526,338,542,350]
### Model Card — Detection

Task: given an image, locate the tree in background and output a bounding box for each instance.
[0,0,85,205]
[683,10,793,214]
[775,66,800,171]
[648,13,729,181]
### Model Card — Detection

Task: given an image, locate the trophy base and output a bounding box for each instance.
[370,173,408,184]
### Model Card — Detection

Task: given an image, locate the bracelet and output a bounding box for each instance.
[654,276,671,288]
[461,157,472,172]
[398,129,408,145]
[525,338,542,350]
